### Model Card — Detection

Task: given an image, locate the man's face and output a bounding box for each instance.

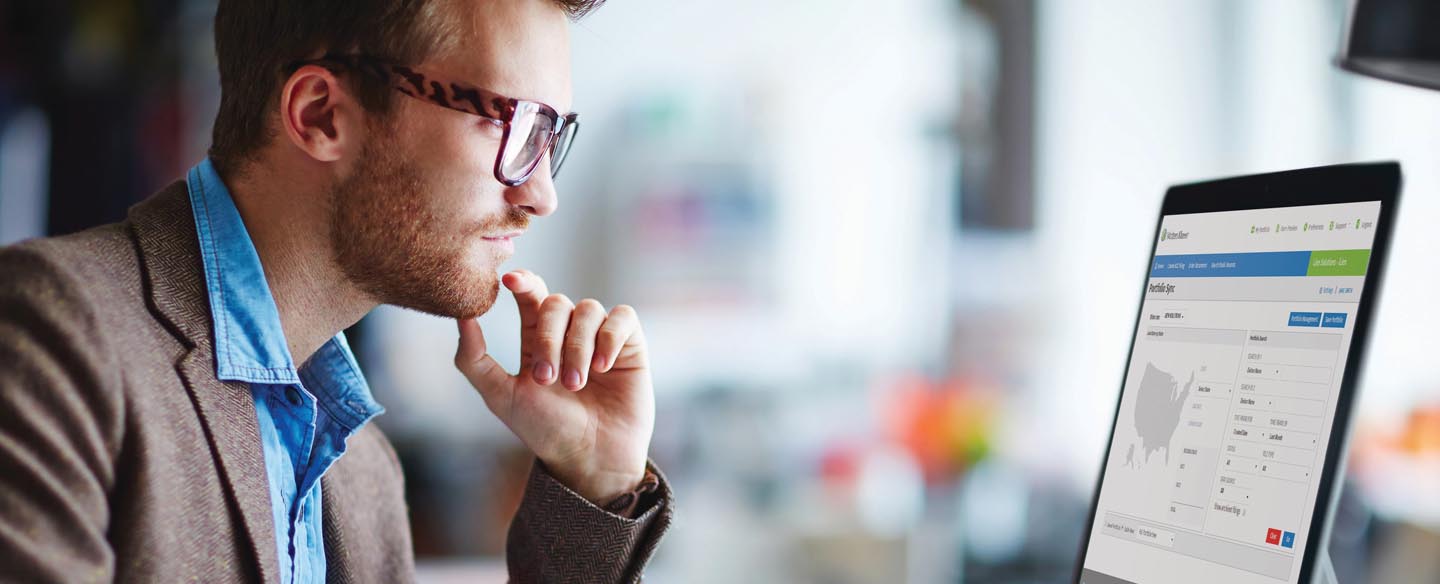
[330,0,572,319]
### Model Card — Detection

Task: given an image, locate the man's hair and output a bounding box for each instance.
[209,0,603,176]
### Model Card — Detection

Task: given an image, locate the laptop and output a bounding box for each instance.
[1073,162,1402,584]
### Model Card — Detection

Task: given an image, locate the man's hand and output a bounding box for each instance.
[454,269,655,505]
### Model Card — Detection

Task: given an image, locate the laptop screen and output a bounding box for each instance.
[1081,201,1382,584]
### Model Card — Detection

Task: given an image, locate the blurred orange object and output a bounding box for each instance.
[882,374,998,484]
[1400,405,1440,455]
[1348,402,1440,473]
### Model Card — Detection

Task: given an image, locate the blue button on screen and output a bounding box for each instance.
[1321,313,1348,328]
[1289,312,1322,327]
[1281,531,1295,549]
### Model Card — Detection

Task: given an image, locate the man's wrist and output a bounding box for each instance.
[544,461,647,506]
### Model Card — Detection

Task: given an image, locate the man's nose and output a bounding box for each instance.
[504,168,559,217]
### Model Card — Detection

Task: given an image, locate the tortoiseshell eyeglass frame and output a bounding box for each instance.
[291,54,580,187]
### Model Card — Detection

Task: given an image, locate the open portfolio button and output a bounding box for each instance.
[1321,313,1348,328]
[1288,311,1322,327]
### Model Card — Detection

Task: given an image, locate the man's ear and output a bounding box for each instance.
[278,65,360,163]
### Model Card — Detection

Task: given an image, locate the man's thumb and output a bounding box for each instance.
[455,318,514,415]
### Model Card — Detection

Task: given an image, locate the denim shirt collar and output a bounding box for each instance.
[186,158,383,426]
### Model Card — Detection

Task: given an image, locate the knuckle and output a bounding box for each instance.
[536,333,563,353]
[598,329,625,347]
[576,298,605,314]
[542,293,573,310]
[612,304,637,319]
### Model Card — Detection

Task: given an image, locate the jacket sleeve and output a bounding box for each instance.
[0,245,124,583]
[506,459,674,583]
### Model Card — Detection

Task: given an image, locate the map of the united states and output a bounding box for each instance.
[1124,362,1193,467]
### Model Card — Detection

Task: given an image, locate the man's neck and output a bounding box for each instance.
[224,163,377,365]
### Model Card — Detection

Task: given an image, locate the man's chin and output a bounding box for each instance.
[385,268,500,320]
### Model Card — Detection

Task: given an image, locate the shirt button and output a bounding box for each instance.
[285,387,302,406]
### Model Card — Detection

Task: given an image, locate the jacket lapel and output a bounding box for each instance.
[129,182,279,583]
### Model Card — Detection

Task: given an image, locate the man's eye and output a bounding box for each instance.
[479,119,504,135]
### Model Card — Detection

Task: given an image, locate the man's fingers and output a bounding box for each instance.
[561,299,606,391]
[454,318,515,418]
[531,293,573,385]
[503,270,550,332]
[594,304,640,373]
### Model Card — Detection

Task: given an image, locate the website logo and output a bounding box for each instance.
[1161,228,1189,242]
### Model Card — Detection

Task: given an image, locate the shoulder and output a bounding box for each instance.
[2,182,209,352]
[0,221,154,371]
[0,222,141,312]
[0,225,140,484]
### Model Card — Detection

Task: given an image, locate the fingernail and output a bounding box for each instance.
[565,369,582,390]
[533,362,553,384]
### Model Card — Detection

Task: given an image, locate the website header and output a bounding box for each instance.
[1156,201,1381,255]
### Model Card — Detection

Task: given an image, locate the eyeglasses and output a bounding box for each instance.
[294,55,580,187]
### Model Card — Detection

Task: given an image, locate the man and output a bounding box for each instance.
[0,0,672,582]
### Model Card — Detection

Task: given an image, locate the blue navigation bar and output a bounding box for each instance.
[1151,251,1311,278]
[1150,250,1371,278]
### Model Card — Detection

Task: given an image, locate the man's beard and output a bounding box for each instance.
[328,134,529,319]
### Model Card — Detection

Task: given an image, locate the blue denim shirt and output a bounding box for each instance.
[186,159,385,584]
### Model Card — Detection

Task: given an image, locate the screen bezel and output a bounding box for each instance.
[1071,161,1402,584]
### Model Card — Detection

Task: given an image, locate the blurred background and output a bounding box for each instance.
[3,0,1440,582]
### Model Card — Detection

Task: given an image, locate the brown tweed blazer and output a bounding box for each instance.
[0,182,672,583]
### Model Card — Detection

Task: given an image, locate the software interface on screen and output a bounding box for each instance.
[1081,201,1382,584]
